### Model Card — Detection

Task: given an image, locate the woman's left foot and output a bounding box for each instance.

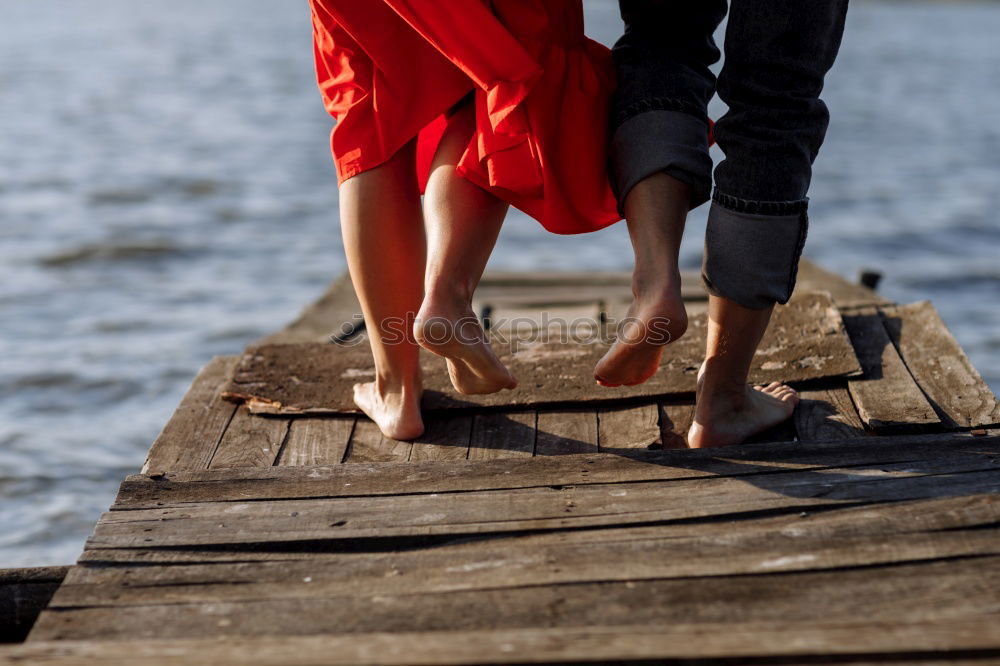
[415,296,517,395]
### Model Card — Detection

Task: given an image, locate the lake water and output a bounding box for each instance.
[2,1,998,567]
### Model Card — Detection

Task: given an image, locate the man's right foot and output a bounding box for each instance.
[353,380,425,440]
[415,297,517,395]
[687,381,799,448]
[594,279,688,387]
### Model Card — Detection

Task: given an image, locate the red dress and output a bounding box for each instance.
[309,0,620,234]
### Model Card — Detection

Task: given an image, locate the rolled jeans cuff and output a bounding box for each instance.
[701,191,810,310]
[609,109,713,215]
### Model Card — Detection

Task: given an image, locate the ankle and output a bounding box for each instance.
[374,373,422,397]
[422,284,474,313]
[696,365,749,409]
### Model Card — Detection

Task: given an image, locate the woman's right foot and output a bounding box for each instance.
[415,296,517,395]
[353,380,425,440]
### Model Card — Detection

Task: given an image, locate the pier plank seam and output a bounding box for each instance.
[535,409,599,456]
[468,411,536,460]
[142,355,240,474]
[208,406,290,470]
[842,307,940,432]
[795,387,868,442]
[597,403,661,452]
[881,301,1000,430]
[275,417,355,466]
[408,414,474,462]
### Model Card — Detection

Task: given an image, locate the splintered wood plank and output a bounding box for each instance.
[468,412,535,460]
[113,431,999,507]
[88,452,1000,548]
[343,419,411,463]
[882,301,1000,429]
[409,415,473,462]
[598,404,661,451]
[535,410,599,455]
[659,402,695,449]
[52,495,1000,606]
[275,417,354,466]
[30,557,1000,641]
[14,618,1000,664]
[208,407,289,470]
[841,308,939,432]
[143,356,239,473]
[221,292,860,414]
[795,388,868,441]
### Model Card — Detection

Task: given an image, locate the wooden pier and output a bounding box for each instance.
[4,260,1000,664]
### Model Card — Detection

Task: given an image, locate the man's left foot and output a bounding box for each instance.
[687,381,799,448]
[594,281,687,387]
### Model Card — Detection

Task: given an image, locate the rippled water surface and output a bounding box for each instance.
[2,1,998,566]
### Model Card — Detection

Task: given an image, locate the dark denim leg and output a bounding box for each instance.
[609,0,726,213]
[703,0,849,309]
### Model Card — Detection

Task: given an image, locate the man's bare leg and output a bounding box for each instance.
[687,295,799,448]
[594,172,691,387]
[415,103,517,395]
[340,140,426,440]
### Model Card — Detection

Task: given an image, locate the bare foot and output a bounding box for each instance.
[687,381,799,448]
[594,281,688,387]
[415,298,517,395]
[353,380,425,440]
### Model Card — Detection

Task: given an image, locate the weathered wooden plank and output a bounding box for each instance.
[598,404,661,451]
[90,455,1000,548]
[796,387,868,441]
[113,431,1000,507]
[275,417,354,466]
[207,407,289,469]
[16,617,1000,665]
[882,301,1000,429]
[408,415,473,462]
[143,356,239,473]
[80,488,1000,568]
[221,292,861,414]
[0,567,69,643]
[343,419,411,463]
[535,410,598,455]
[29,557,1000,641]
[842,308,940,431]
[468,412,535,460]
[55,495,1000,606]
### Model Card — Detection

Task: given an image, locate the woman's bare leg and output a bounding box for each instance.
[415,103,517,395]
[339,139,426,440]
[594,172,690,387]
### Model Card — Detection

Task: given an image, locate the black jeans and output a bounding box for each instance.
[609,0,849,309]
